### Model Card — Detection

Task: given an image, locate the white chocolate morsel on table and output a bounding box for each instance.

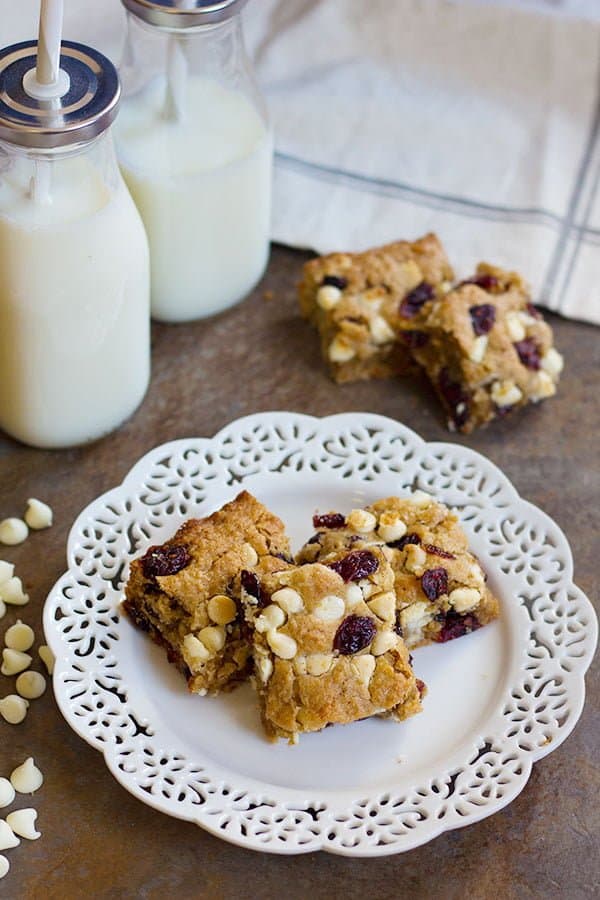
[0,519,28,546]
[38,645,55,675]
[1,648,31,676]
[0,562,14,585]
[10,758,43,794]
[4,620,34,652]
[23,498,53,530]
[0,855,8,879]
[0,820,19,851]
[6,809,40,840]
[0,695,28,724]
[0,577,29,606]
[16,671,46,700]
[0,779,15,809]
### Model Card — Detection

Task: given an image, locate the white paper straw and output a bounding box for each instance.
[163,0,195,122]
[30,159,52,205]
[36,0,64,88]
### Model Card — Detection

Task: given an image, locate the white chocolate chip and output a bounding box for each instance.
[306,653,333,676]
[240,543,258,567]
[271,588,304,615]
[24,498,53,531]
[10,758,43,794]
[370,315,395,345]
[0,519,28,546]
[182,634,210,667]
[531,371,557,401]
[345,583,363,607]
[328,335,356,363]
[0,601,5,621]
[346,509,377,533]
[367,591,396,622]
[197,626,226,655]
[491,380,523,407]
[469,335,488,363]
[506,311,526,341]
[255,604,286,633]
[1,648,32,676]
[207,594,237,626]
[266,630,297,660]
[350,653,376,686]
[0,855,8,879]
[4,620,34,652]
[377,513,407,543]
[313,594,346,621]
[359,579,376,599]
[517,311,538,328]
[0,820,19,851]
[6,809,40,841]
[371,631,397,656]
[16,671,47,700]
[410,490,432,507]
[0,577,29,607]
[0,695,28,724]
[316,284,342,310]
[38,645,55,675]
[540,347,564,378]
[0,780,15,809]
[404,544,427,574]
[0,562,14,586]
[400,601,433,643]
[449,587,481,613]
[292,656,307,675]
[256,654,273,683]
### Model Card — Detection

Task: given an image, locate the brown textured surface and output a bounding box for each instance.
[0,243,597,899]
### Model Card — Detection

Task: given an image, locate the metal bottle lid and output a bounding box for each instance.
[0,41,120,150]
[122,0,249,29]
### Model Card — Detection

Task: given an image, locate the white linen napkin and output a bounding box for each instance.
[3,0,600,324]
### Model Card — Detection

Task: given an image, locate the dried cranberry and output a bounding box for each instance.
[240,570,269,607]
[469,303,496,336]
[421,567,448,600]
[328,550,379,582]
[423,544,456,560]
[388,533,421,550]
[526,302,543,320]
[399,329,429,349]
[514,338,541,370]
[322,275,348,290]
[333,615,376,655]
[438,369,470,428]
[416,678,426,697]
[399,281,435,318]
[436,611,481,643]
[313,513,346,529]
[463,273,500,293]
[141,545,191,579]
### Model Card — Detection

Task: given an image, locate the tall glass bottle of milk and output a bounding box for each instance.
[117,0,272,323]
[0,42,150,449]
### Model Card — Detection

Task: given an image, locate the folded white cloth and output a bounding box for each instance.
[4,0,600,323]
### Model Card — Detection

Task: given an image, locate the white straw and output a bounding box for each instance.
[36,0,64,89]
[30,159,52,205]
[163,0,195,122]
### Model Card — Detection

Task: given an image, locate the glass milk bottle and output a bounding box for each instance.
[117,0,272,322]
[0,41,150,450]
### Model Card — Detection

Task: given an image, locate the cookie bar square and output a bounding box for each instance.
[400,263,564,433]
[297,492,499,649]
[298,233,453,383]
[241,547,424,743]
[123,491,292,695]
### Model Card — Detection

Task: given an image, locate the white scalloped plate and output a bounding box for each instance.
[44,413,597,856]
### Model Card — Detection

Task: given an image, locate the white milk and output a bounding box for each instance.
[0,155,150,448]
[116,76,272,322]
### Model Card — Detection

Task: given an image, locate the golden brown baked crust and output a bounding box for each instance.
[241,549,424,743]
[122,491,291,695]
[297,493,499,649]
[298,233,454,383]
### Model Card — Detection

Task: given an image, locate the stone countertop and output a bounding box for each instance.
[0,245,597,900]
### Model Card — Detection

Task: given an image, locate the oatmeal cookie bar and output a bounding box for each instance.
[397,263,564,433]
[298,233,453,383]
[123,491,292,695]
[241,546,424,743]
[297,493,499,649]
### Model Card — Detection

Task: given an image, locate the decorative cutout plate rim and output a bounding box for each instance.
[44,411,597,856]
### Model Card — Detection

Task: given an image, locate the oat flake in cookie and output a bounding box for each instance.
[123,491,291,695]
[242,546,424,743]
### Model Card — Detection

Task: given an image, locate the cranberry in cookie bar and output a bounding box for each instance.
[123,491,291,695]
[298,493,499,649]
[298,233,453,383]
[241,547,424,743]
[401,263,564,433]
